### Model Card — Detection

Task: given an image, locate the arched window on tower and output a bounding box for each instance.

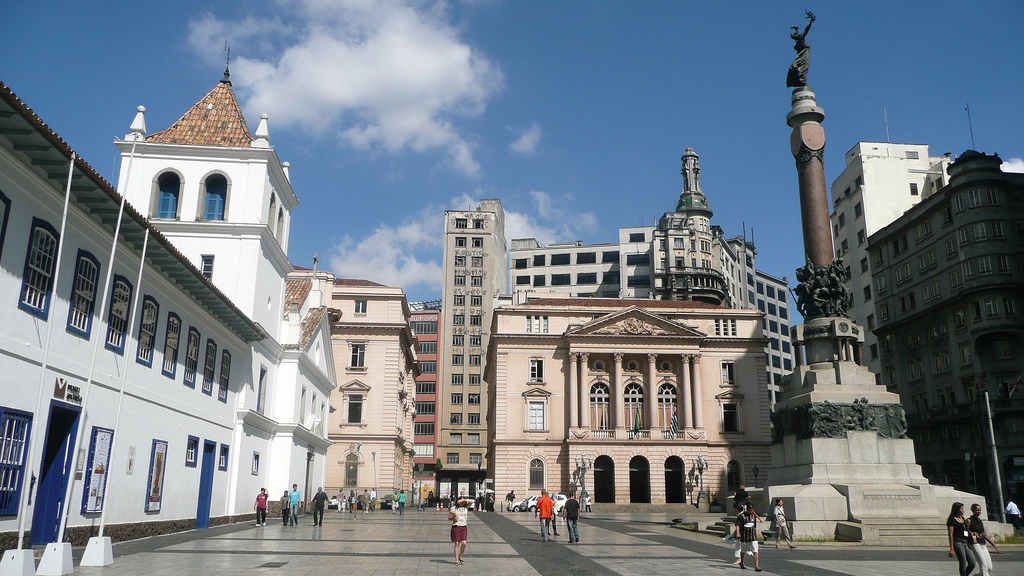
[202,174,227,221]
[268,195,277,234]
[156,172,181,219]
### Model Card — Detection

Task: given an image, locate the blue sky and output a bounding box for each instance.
[3,1,1022,303]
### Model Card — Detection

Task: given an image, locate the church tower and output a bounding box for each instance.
[114,72,297,337]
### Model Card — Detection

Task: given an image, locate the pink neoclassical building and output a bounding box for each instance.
[485,297,771,509]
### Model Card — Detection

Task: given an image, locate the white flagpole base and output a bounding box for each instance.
[34,543,72,576]
[80,537,113,566]
[0,549,35,576]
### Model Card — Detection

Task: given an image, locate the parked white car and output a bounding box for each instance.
[512,494,568,514]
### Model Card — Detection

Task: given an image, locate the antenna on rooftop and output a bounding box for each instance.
[223,41,231,82]
[965,102,976,150]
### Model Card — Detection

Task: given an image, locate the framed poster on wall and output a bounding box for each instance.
[81,427,113,513]
[145,439,168,512]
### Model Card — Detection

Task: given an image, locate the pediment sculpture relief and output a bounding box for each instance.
[594,317,669,336]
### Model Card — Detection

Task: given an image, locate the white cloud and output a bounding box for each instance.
[188,0,503,176]
[461,190,598,246]
[1002,157,1024,173]
[326,207,443,291]
[509,122,541,154]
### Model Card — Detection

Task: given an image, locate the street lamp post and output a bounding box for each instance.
[694,455,708,504]
[752,466,760,488]
[371,451,378,500]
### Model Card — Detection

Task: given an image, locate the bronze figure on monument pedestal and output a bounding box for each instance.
[787,11,815,87]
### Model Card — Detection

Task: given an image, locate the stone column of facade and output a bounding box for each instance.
[647,353,658,432]
[680,354,693,429]
[580,353,591,428]
[613,353,624,431]
[569,352,579,428]
[691,354,704,429]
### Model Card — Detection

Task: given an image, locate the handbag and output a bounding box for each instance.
[448,510,458,522]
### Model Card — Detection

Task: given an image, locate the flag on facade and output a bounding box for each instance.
[670,405,679,438]
[633,406,642,437]
[1011,377,1023,400]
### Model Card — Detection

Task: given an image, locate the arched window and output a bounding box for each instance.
[19,218,59,318]
[277,207,284,238]
[203,174,227,220]
[657,382,677,429]
[104,277,133,353]
[590,382,610,430]
[156,173,180,219]
[344,454,359,487]
[624,381,644,432]
[529,458,544,489]
[727,460,742,491]
[268,195,277,232]
[135,296,160,367]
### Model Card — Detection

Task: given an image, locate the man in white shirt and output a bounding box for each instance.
[1006,500,1021,534]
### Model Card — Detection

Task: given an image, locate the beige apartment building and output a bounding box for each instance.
[436,199,507,498]
[314,275,419,500]
[485,297,770,507]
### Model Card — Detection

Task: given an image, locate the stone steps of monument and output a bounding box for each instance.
[837,519,949,545]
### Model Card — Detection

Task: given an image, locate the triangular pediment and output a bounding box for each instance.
[340,379,371,392]
[522,387,552,398]
[566,306,705,338]
[715,389,744,401]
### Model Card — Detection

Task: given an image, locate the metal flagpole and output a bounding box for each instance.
[77,109,146,568]
[4,152,77,555]
[982,388,1006,524]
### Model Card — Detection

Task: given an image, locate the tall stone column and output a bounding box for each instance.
[787,87,832,268]
[569,353,579,428]
[647,353,658,431]
[680,354,693,429]
[580,353,591,428]
[691,354,704,429]
[613,353,624,431]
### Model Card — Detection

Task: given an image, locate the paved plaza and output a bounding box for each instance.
[68,509,1022,576]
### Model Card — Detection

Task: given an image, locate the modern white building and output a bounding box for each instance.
[829,142,950,375]
[0,76,335,555]
[510,149,793,405]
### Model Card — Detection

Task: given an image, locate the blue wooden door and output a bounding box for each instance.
[30,403,80,545]
[195,440,216,528]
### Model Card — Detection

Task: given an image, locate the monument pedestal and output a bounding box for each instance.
[767,318,982,543]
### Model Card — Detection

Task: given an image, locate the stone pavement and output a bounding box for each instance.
[69,509,1023,576]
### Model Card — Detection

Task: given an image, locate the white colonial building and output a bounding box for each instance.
[485,297,770,508]
[0,74,335,555]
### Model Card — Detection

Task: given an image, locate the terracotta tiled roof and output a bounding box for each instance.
[284,278,312,318]
[147,80,253,147]
[519,298,723,310]
[300,307,327,347]
[333,278,386,287]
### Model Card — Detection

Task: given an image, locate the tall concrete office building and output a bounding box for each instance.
[510,149,793,405]
[409,302,441,501]
[437,199,506,498]
[829,142,951,375]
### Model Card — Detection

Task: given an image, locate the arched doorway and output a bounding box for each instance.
[593,455,615,503]
[664,456,685,503]
[629,455,651,503]
[727,460,742,492]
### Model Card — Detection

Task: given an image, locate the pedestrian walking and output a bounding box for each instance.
[280,490,291,526]
[733,484,750,514]
[362,489,370,515]
[338,490,345,513]
[968,502,1000,576]
[449,496,470,565]
[370,488,377,511]
[947,502,976,576]
[505,490,515,512]
[253,488,268,527]
[537,489,555,542]
[392,491,398,514]
[562,491,581,543]
[734,502,762,571]
[311,487,328,526]
[349,490,357,518]
[1005,499,1021,535]
[584,493,592,513]
[772,499,796,549]
[288,484,302,525]
[398,489,407,516]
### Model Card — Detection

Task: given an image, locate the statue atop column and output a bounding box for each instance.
[786,11,815,87]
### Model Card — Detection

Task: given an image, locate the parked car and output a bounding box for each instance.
[509,497,532,512]
[328,497,340,510]
[511,494,568,513]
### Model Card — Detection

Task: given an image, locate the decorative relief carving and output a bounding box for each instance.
[685,430,707,440]
[570,429,590,439]
[594,318,669,336]
[770,399,909,444]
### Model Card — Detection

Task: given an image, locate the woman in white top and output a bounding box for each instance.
[450,496,470,565]
[772,499,797,549]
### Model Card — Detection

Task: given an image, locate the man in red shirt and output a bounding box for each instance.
[537,489,555,542]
